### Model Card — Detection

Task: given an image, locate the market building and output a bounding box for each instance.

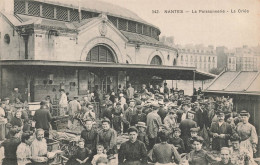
[0,0,214,102]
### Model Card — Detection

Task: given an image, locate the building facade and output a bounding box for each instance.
[176,45,217,73]
[2,0,200,101]
[227,45,260,71]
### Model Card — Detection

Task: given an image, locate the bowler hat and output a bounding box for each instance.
[40,100,48,106]
[240,110,250,117]
[15,104,23,108]
[152,103,160,109]
[136,105,143,109]
[168,109,177,114]
[136,122,147,128]
[216,110,225,116]
[187,110,196,115]
[101,118,110,124]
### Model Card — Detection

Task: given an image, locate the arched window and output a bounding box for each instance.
[86,45,115,63]
[173,58,176,66]
[150,55,162,65]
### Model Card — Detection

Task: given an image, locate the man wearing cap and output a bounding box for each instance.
[83,104,96,121]
[33,100,52,138]
[81,119,98,153]
[134,93,142,106]
[97,118,117,156]
[140,84,148,95]
[146,103,162,150]
[102,95,113,107]
[102,102,113,124]
[195,102,210,144]
[118,127,148,165]
[157,99,167,122]
[236,110,258,158]
[136,122,149,147]
[164,108,177,132]
[112,102,123,133]
[163,83,169,97]
[132,105,146,125]
[10,87,23,104]
[209,110,232,151]
[179,110,197,152]
[68,96,81,130]
[177,101,190,123]
[124,99,137,127]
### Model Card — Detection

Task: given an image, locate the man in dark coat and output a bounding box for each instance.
[132,105,146,125]
[124,100,137,126]
[81,119,98,151]
[209,111,232,151]
[33,100,52,138]
[179,110,197,152]
[118,127,148,165]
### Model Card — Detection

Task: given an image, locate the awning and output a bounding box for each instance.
[204,71,260,95]
[0,60,216,80]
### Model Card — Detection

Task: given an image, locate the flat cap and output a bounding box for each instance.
[190,127,200,132]
[240,110,250,116]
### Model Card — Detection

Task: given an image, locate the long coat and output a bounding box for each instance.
[33,108,52,130]
[209,122,232,151]
[146,112,162,138]
[124,107,137,126]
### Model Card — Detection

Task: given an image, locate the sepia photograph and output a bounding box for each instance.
[0,0,259,164]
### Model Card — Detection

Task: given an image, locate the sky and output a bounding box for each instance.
[105,0,260,49]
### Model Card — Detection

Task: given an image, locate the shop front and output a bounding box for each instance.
[0,60,215,102]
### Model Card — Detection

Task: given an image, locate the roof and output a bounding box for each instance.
[121,31,177,51]
[14,14,172,50]
[204,71,260,95]
[17,14,77,31]
[0,60,215,80]
[33,0,160,31]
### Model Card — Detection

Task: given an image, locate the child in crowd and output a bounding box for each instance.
[186,136,217,165]
[136,122,149,148]
[186,127,200,152]
[168,127,185,154]
[67,139,91,165]
[92,145,107,165]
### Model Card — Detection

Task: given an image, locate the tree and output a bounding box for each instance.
[209,68,222,75]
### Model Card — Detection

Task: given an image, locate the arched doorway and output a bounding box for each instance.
[79,45,118,95]
[150,55,162,65]
[86,45,116,63]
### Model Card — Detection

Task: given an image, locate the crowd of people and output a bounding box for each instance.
[0,83,259,165]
